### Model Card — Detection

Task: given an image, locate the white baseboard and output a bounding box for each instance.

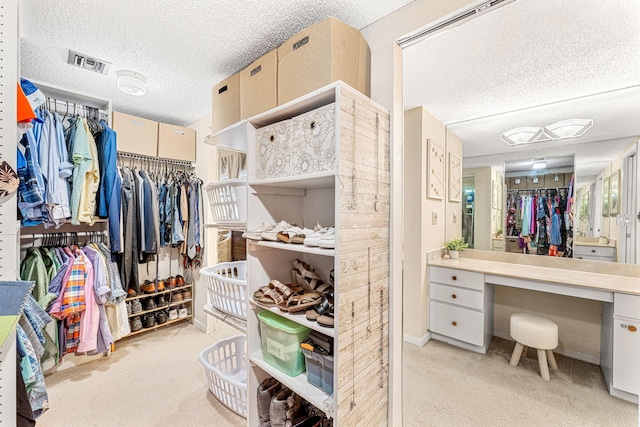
[193,318,208,333]
[403,332,431,347]
[493,331,600,365]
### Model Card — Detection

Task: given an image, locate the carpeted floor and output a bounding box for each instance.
[36,325,637,426]
[38,322,246,427]
[403,337,638,426]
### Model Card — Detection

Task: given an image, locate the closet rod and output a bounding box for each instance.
[116,151,195,167]
[20,230,108,240]
[44,97,109,119]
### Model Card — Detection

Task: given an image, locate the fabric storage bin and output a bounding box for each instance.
[198,334,248,418]
[509,176,526,190]
[205,179,248,226]
[289,103,336,176]
[302,348,334,395]
[277,17,370,105]
[200,261,248,320]
[212,73,241,134]
[544,173,565,188]
[240,49,277,119]
[527,175,545,189]
[257,310,310,376]
[254,119,293,180]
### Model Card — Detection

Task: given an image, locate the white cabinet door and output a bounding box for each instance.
[613,317,640,395]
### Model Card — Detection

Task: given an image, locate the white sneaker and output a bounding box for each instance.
[303,227,330,247]
[178,306,188,319]
[168,308,178,320]
[318,229,336,249]
[276,226,303,243]
[242,222,275,240]
[261,220,292,241]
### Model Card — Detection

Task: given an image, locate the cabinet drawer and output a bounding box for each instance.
[614,293,640,319]
[429,267,484,291]
[429,300,484,347]
[574,246,615,259]
[112,111,158,157]
[157,123,196,162]
[613,317,640,394]
[429,283,484,311]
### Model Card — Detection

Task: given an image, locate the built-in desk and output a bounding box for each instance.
[427,256,640,404]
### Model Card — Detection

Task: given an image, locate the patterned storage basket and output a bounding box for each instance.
[199,334,248,418]
[200,261,248,320]
[205,179,248,225]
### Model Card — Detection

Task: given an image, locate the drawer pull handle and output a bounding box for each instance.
[451,321,457,326]
[591,249,596,253]
[452,276,457,281]
[451,294,457,299]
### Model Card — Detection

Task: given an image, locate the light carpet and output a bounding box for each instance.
[37,322,246,427]
[404,337,638,426]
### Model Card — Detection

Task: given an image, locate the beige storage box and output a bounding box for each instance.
[510,176,527,190]
[544,173,565,188]
[212,73,241,134]
[112,111,158,157]
[505,236,521,253]
[240,50,277,119]
[563,172,574,186]
[277,17,370,105]
[527,175,545,189]
[157,123,196,162]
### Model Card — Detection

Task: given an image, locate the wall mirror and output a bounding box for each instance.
[402,0,640,424]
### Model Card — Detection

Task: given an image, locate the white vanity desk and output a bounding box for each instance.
[427,254,640,403]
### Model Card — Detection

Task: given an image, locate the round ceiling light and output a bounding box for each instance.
[116,70,147,96]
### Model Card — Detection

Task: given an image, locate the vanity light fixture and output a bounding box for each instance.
[544,119,593,139]
[116,70,147,96]
[532,158,547,170]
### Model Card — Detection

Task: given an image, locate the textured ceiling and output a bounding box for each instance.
[19,0,413,127]
[404,0,640,186]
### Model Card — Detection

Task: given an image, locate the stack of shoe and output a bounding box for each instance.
[257,378,325,427]
[182,289,192,300]
[156,295,168,307]
[178,305,188,319]
[142,298,157,312]
[142,313,156,328]
[131,300,143,315]
[172,290,184,302]
[155,310,168,325]
[167,308,178,321]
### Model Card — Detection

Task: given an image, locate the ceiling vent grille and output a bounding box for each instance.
[397,0,516,48]
[67,50,111,75]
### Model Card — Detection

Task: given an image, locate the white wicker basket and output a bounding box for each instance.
[200,261,248,320]
[199,334,248,418]
[205,179,248,225]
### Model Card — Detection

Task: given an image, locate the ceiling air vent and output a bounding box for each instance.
[67,50,111,75]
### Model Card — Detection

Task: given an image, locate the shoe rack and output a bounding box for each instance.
[217,82,391,426]
[124,284,194,337]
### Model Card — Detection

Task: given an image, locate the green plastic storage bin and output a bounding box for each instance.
[257,310,310,376]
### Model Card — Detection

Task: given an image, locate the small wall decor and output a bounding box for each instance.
[427,139,445,199]
[609,169,620,216]
[602,176,610,217]
[448,153,462,202]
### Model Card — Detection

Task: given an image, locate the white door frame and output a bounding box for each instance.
[621,142,638,264]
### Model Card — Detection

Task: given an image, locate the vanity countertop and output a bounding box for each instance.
[574,238,617,248]
[429,257,640,296]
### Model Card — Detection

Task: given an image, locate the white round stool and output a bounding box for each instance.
[509,313,558,381]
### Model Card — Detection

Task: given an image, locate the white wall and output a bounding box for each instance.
[188,114,217,333]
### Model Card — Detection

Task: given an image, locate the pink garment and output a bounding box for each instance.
[77,249,100,353]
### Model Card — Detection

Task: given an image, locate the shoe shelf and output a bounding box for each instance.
[125,315,193,338]
[127,300,192,319]
[204,304,247,333]
[250,350,333,417]
[125,283,193,301]
[249,240,335,257]
[250,298,334,338]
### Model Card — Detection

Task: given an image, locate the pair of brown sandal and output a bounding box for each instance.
[254,280,323,314]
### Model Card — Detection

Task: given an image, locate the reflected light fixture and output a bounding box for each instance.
[532,159,547,170]
[117,70,147,96]
[544,119,593,139]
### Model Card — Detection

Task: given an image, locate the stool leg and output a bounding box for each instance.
[522,346,528,358]
[546,350,558,370]
[537,349,550,381]
[510,342,524,367]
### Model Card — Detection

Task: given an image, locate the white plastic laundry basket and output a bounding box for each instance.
[205,179,248,225]
[199,334,248,418]
[200,261,248,320]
